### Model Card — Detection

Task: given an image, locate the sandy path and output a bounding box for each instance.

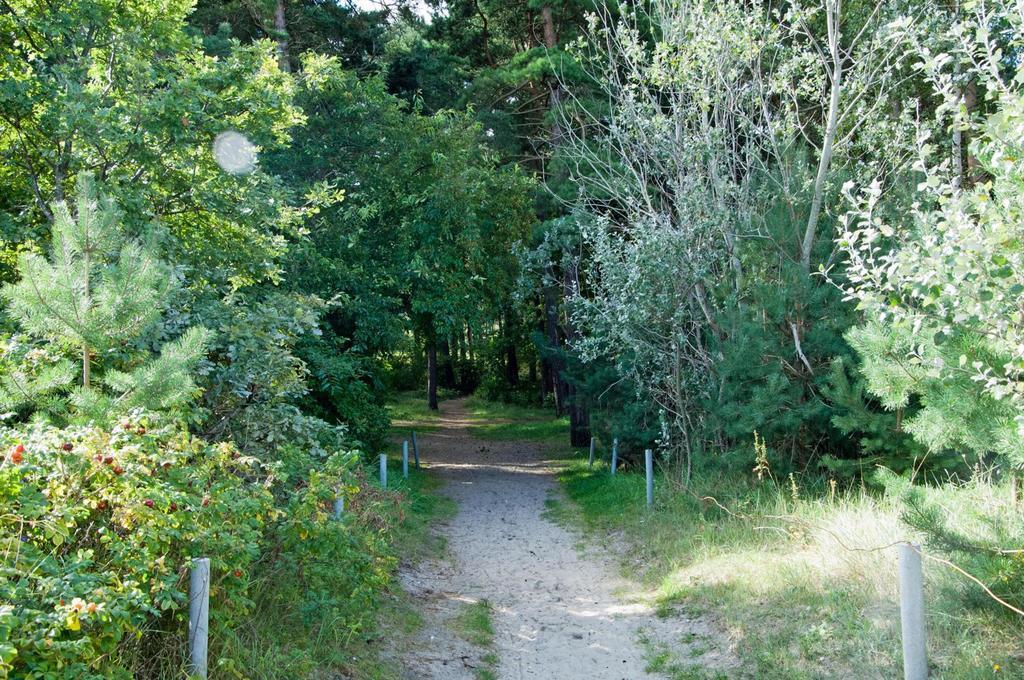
[394,398,735,680]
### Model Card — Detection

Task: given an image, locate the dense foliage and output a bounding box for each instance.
[0,0,532,676]
[3,0,1024,675]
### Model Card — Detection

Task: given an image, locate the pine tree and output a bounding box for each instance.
[1,173,211,422]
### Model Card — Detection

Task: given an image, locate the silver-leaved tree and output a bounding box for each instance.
[837,1,1024,468]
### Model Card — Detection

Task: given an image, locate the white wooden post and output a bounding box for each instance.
[188,557,210,680]
[645,448,654,508]
[898,542,928,680]
[402,440,409,478]
[379,453,388,488]
[588,437,595,468]
[333,497,344,519]
[611,438,619,476]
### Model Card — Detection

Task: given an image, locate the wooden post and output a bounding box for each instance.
[645,448,654,508]
[898,543,928,680]
[588,437,595,468]
[412,431,420,468]
[188,557,210,680]
[333,497,344,519]
[379,453,388,488]
[611,438,619,476]
[402,440,409,478]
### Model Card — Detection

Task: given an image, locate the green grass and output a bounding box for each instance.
[452,599,496,647]
[451,599,499,680]
[385,390,444,433]
[462,396,569,447]
[642,632,730,680]
[549,451,1024,679]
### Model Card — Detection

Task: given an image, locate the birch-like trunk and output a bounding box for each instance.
[801,0,844,277]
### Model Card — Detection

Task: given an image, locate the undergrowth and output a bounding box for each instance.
[225,458,456,679]
[550,452,1024,679]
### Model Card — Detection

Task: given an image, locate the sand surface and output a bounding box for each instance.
[393,398,736,679]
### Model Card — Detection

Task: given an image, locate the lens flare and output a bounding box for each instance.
[212,131,257,175]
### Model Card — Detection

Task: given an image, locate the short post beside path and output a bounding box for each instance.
[188,557,210,680]
[379,453,388,488]
[645,448,654,508]
[898,542,928,680]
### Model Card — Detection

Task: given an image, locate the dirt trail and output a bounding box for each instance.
[394,398,735,679]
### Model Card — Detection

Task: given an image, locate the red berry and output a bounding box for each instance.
[10,450,23,464]
[97,500,108,510]
[13,444,25,455]
[201,495,210,507]
[136,426,146,435]
[62,442,73,451]
[104,456,114,465]
[113,465,124,475]
[169,502,178,512]
[233,569,242,578]
[143,499,154,508]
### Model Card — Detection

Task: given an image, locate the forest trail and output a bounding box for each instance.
[393,398,736,679]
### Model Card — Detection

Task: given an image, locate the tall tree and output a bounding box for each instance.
[0,0,304,289]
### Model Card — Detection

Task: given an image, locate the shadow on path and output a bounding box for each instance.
[394,398,737,680]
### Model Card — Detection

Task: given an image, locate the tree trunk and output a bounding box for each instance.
[427,338,439,411]
[541,5,572,416]
[800,1,843,276]
[544,265,566,416]
[541,5,565,153]
[82,249,91,388]
[538,299,554,399]
[274,0,290,72]
[506,342,520,387]
[505,310,519,387]
[440,338,456,389]
[964,78,979,185]
[562,259,590,447]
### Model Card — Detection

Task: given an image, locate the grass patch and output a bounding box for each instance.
[552,451,1024,679]
[642,634,729,680]
[452,599,496,647]
[386,390,443,433]
[462,396,568,447]
[451,599,499,679]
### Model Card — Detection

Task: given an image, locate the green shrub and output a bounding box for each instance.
[297,336,390,453]
[0,410,404,679]
[0,412,274,679]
